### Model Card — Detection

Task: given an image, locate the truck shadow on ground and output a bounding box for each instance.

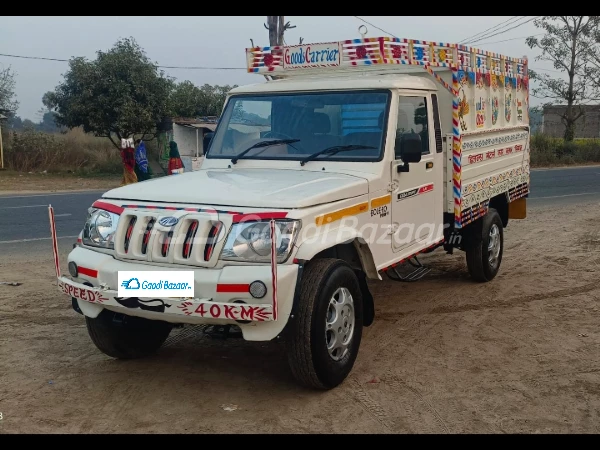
[136,254,477,387]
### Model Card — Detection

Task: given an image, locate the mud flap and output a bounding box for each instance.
[508,197,527,219]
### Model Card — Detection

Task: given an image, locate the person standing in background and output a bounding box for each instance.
[168,140,184,175]
[134,139,152,181]
[120,138,138,185]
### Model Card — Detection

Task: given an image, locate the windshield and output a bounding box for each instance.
[206,90,391,162]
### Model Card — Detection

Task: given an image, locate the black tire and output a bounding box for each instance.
[466,208,504,282]
[286,258,364,390]
[85,310,173,359]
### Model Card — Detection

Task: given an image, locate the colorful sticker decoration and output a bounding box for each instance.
[415,47,424,60]
[492,97,499,125]
[505,93,512,122]
[517,99,523,122]
[355,46,367,59]
[263,54,274,67]
[468,71,476,85]
[476,72,484,89]
[458,92,470,131]
[476,96,486,128]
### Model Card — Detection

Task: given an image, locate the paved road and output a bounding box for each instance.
[528,165,600,207]
[0,165,599,252]
[0,190,104,256]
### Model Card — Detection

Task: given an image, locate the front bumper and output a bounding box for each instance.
[60,247,299,341]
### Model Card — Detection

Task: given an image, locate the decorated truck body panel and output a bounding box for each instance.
[53,33,529,390]
[245,36,530,229]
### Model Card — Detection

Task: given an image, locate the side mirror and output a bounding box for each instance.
[203,132,214,153]
[395,132,422,172]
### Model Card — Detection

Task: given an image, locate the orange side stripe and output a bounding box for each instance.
[315,202,369,226]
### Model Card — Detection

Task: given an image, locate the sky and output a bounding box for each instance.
[0,16,556,120]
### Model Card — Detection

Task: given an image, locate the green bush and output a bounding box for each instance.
[530,134,600,167]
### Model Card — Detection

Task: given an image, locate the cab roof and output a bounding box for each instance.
[229,73,438,95]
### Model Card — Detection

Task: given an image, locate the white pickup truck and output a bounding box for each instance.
[53,34,530,390]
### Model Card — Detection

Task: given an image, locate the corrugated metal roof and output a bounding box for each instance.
[175,123,217,131]
[170,116,218,125]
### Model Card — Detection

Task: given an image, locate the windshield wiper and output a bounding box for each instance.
[231,139,300,164]
[299,144,377,166]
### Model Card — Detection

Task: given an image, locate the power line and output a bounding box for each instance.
[467,17,541,45]
[459,16,522,44]
[476,33,544,46]
[0,52,246,70]
[531,67,563,73]
[465,16,533,44]
[353,16,398,38]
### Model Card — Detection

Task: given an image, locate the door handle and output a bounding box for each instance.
[426,161,433,169]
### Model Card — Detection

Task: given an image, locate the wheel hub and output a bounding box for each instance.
[488,223,501,269]
[325,287,355,361]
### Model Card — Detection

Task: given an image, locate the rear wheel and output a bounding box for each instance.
[286,258,363,390]
[466,208,504,282]
[85,310,173,359]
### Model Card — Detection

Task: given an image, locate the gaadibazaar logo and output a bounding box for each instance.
[117,271,194,297]
[123,219,459,248]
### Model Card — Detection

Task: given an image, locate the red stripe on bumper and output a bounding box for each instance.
[78,266,98,278]
[92,201,124,215]
[216,284,249,293]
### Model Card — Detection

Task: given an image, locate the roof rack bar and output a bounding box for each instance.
[245,36,528,80]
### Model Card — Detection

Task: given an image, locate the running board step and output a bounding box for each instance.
[385,256,431,282]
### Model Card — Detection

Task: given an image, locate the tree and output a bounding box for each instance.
[6,114,23,130]
[47,37,173,148]
[199,84,236,116]
[42,91,54,112]
[169,81,204,117]
[526,16,600,141]
[169,82,237,118]
[0,66,19,114]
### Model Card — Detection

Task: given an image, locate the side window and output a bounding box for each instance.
[395,96,430,159]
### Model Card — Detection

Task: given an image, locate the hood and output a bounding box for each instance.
[102,168,368,209]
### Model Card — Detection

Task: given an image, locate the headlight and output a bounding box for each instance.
[82,208,120,249]
[220,220,300,263]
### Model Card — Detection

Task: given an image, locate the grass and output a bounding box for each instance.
[530,134,600,167]
[2,127,123,175]
[0,170,122,192]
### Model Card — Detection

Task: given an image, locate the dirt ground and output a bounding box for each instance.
[1,200,599,434]
[0,171,122,194]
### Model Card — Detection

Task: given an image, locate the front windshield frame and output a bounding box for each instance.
[205,89,392,163]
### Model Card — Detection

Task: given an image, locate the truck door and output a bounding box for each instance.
[390,93,444,253]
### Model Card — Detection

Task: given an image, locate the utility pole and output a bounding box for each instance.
[264,16,299,46]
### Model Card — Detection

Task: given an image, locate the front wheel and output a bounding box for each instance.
[286,258,364,390]
[466,208,504,282]
[85,310,173,359]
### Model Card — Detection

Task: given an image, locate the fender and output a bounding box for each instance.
[294,228,380,280]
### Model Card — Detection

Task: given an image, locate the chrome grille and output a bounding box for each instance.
[114,210,225,267]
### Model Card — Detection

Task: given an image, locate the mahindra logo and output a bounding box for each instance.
[158,216,179,227]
